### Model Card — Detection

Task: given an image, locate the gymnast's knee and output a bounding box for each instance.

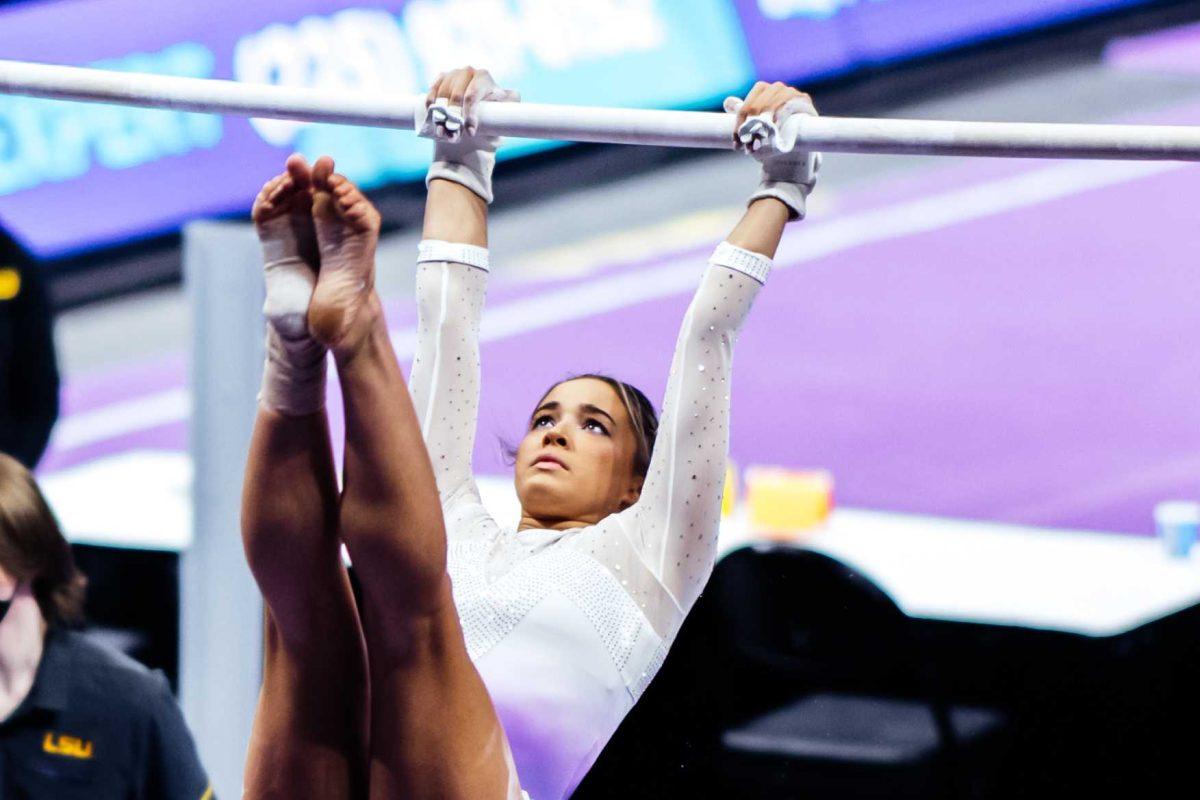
[359,574,460,659]
[242,517,338,588]
[341,508,448,581]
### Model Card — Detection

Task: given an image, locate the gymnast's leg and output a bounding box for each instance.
[241,156,369,799]
[306,156,519,799]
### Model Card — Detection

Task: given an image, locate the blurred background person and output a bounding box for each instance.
[0,229,59,469]
[0,452,211,799]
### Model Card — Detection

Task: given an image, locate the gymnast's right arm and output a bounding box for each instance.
[408,67,516,508]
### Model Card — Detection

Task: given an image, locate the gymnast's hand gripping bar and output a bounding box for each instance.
[3,58,1200,161]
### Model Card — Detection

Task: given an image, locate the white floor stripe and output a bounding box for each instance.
[430,160,1187,359]
[52,387,191,451]
[52,159,1188,453]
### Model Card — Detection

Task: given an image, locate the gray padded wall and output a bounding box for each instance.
[182,221,264,800]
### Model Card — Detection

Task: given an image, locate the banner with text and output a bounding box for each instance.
[0,0,752,257]
[0,0,1153,258]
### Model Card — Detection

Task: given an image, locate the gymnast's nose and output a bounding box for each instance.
[541,425,569,449]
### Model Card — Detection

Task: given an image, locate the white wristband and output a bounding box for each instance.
[709,241,772,284]
[417,239,490,272]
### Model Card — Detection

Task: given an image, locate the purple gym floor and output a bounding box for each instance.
[41,107,1200,538]
[1105,18,1200,74]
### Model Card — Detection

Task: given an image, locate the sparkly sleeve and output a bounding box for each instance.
[616,242,766,613]
[408,240,490,513]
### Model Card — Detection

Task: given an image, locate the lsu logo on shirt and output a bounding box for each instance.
[42,731,95,759]
[0,267,20,301]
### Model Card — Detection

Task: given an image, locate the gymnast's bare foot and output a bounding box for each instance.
[253,154,320,341]
[307,156,383,360]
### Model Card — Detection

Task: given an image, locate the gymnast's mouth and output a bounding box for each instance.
[532,454,568,470]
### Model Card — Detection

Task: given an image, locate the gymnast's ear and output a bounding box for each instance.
[618,474,645,511]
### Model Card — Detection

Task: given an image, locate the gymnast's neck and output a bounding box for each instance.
[517,513,600,533]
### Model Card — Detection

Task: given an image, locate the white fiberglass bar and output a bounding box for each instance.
[4,58,1200,161]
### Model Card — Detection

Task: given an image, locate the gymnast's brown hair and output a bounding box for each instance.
[0,452,87,627]
[505,373,659,479]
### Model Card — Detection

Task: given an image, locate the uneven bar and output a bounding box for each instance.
[3,58,1200,160]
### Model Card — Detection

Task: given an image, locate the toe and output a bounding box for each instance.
[285,153,312,189]
[253,175,287,221]
[268,176,294,202]
[312,156,336,189]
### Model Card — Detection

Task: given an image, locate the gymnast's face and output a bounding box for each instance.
[514,378,644,527]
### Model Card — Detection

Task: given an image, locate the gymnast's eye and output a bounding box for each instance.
[532,414,555,429]
[583,418,610,436]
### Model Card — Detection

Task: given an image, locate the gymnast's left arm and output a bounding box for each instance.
[617,83,821,613]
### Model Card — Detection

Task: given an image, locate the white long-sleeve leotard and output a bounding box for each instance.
[408,240,767,800]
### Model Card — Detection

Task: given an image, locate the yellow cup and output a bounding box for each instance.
[745,467,834,537]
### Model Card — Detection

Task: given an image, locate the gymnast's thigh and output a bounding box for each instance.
[244,570,369,800]
[364,590,521,800]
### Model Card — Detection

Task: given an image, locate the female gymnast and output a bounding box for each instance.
[239,68,820,800]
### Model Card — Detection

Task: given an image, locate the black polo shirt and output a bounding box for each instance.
[0,629,212,799]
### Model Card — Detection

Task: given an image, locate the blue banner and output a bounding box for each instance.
[732,0,1154,80]
[0,0,1156,258]
[0,0,753,258]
